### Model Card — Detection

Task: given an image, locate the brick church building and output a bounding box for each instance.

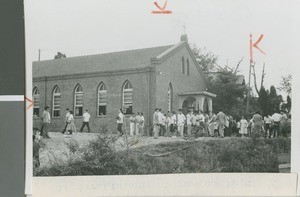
[32,34,216,133]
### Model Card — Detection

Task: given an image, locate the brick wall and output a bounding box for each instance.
[155,44,207,113]
[33,71,152,134]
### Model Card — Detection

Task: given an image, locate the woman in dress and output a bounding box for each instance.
[239,116,248,138]
[66,110,77,134]
[129,113,136,136]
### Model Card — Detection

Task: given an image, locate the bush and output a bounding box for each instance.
[264,137,291,153]
[35,137,288,176]
[281,121,291,137]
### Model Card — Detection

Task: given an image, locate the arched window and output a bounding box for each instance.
[122,80,133,115]
[181,56,185,74]
[98,82,107,116]
[187,59,190,76]
[74,84,83,116]
[33,87,40,117]
[168,83,173,112]
[52,86,61,117]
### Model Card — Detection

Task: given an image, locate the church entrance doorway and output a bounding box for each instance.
[182,97,198,115]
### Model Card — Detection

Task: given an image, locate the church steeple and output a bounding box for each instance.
[180,34,188,42]
[180,24,188,42]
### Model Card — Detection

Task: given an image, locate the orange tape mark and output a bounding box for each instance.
[250,34,266,63]
[152,0,172,14]
[25,96,33,110]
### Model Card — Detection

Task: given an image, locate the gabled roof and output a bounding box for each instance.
[33,45,173,78]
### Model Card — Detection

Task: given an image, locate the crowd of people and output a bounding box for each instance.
[36,106,92,139]
[116,108,291,139]
[33,106,290,168]
[36,105,290,140]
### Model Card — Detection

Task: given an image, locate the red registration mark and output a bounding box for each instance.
[25,96,33,110]
[152,0,173,14]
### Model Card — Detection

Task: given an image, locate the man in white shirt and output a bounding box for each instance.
[272,111,282,137]
[80,109,91,133]
[41,106,51,138]
[153,108,160,139]
[264,114,272,138]
[62,108,70,134]
[177,109,186,137]
[117,109,124,136]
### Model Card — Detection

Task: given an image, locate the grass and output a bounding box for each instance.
[34,135,290,176]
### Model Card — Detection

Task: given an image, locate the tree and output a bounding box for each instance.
[252,62,265,95]
[257,87,270,116]
[207,71,248,118]
[192,45,248,118]
[281,95,291,113]
[54,52,66,59]
[278,75,292,96]
[286,95,291,112]
[192,45,218,72]
[269,86,282,114]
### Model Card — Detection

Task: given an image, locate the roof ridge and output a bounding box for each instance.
[33,44,174,63]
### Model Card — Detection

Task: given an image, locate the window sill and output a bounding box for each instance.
[97,115,107,118]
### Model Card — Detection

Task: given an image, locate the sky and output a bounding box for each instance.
[24,0,299,97]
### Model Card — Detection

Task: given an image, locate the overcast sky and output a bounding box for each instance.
[24,0,299,97]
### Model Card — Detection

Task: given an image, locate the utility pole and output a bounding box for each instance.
[260,63,265,89]
[38,49,41,61]
[246,60,252,115]
[246,34,254,115]
[247,33,266,115]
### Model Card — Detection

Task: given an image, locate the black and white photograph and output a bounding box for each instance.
[26,0,294,179]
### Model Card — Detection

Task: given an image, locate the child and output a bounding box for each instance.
[239,116,248,138]
[129,113,136,136]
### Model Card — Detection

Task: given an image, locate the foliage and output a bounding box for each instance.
[34,136,291,176]
[35,134,121,176]
[65,139,80,154]
[269,86,283,114]
[192,45,218,72]
[281,95,291,113]
[278,75,292,96]
[258,87,269,116]
[255,85,284,116]
[264,137,291,153]
[54,52,66,59]
[207,71,248,117]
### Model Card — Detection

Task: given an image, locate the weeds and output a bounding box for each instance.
[34,136,290,176]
